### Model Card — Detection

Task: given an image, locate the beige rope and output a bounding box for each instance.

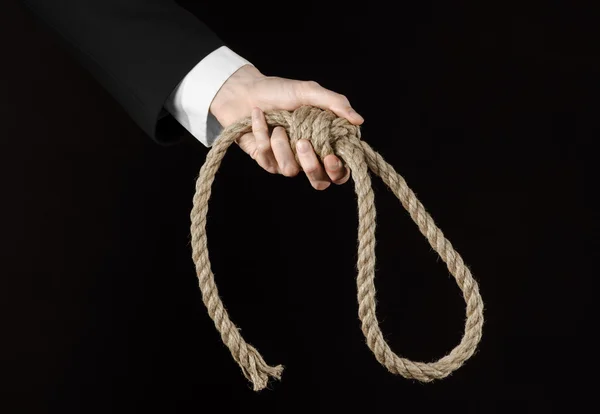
[189,106,484,391]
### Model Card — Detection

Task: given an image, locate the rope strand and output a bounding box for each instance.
[189,106,484,390]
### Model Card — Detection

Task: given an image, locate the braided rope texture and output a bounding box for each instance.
[189,106,484,391]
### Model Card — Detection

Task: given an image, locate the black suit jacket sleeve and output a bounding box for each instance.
[19,0,225,145]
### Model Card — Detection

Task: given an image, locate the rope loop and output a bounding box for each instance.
[190,106,484,391]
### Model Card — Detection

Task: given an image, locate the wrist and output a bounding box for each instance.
[209,64,265,127]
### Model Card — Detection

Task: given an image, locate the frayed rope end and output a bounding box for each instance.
[240,345,284,391]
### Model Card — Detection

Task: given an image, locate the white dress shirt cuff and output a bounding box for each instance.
[163,46,252,147]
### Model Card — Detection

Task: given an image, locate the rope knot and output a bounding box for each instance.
[286,106,361,162]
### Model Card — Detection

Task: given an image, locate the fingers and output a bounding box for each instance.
[296,139,331,191]
[235,132,255,155]
[250,107,301,177]
[323,154,351,185]
[271,127,300,177]
[296,81,364,125]
[251,107,278,174]
[247,107,350,190]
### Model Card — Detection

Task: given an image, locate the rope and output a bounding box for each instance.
[189,106,484,391]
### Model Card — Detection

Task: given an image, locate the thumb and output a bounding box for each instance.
[295,80,364,125]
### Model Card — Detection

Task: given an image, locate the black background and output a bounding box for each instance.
[1,0,593,412]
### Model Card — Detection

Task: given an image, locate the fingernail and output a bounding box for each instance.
[252,107,260,119]
[349,109,364,123]
[297,140,311,153]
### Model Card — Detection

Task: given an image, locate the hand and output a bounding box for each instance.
[209,65,364,190]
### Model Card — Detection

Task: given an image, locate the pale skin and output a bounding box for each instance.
[209,64,364,190]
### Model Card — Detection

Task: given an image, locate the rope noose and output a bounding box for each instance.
[189,106,484,391]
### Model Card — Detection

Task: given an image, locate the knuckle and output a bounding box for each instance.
[313,181,331,191]
[264,164,278,174]
[283,164,300,177]
[337,94,350,106]
[256,141,271,153]
[300,80,320,94]
[249,148,259,160]
[303,164,320,175]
